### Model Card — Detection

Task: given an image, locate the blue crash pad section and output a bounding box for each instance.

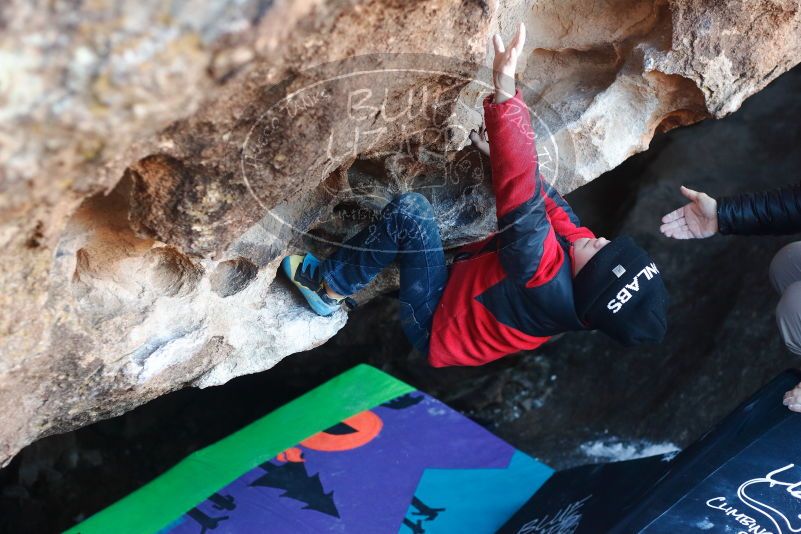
[407,450,552,533]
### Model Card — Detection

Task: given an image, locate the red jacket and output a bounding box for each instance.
[428,89,595,367]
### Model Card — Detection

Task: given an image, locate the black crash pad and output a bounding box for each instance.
[499,369,801,534]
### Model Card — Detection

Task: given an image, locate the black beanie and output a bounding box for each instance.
[573,236,669,346]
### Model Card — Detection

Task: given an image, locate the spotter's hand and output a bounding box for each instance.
[660,186,719,240]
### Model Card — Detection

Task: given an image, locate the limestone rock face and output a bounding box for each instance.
[0,0,799,465]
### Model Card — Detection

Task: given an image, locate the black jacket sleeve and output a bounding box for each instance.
[717,182,801,235]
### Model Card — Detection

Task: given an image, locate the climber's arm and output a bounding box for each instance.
[472,108,592,244]
[543,188,595,243]
[483,88,563,287]
[484,23,564,287]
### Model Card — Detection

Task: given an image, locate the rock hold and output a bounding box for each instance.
[141,247,204,298]
[210,258,259,298]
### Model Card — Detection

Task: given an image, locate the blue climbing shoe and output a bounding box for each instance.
[281,253,343,316]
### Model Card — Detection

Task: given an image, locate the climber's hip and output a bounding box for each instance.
[321,192,447,354]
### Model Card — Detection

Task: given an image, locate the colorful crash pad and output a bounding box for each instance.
[68,364,552,534]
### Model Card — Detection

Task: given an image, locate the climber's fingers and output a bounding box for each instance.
[510,22,526,58]
[493,33,505,55]
[493,24,525,62]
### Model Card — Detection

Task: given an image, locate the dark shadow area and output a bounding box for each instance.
[2,65,801,533]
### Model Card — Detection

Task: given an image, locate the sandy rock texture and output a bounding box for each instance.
[0,0,799,465]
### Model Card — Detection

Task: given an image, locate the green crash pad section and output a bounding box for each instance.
[67,364,414,534]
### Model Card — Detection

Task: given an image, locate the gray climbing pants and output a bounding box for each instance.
[770,241,801,355]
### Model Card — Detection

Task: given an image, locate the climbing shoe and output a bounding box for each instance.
[281,253,347,317]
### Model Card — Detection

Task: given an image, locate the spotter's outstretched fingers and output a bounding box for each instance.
[660,185,719,240]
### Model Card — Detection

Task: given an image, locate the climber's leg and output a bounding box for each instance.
[321,192,447,353]
[321,192,443,296]
[394,195,447,356]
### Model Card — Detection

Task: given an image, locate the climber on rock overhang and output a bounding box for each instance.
[282,23,669,366]
[661,183,801,411]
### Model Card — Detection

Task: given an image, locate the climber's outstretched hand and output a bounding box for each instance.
[660,186,719,239]
[492,22,525,104]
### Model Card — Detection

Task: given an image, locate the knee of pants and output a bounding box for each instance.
[777,281,801,355]
[770,241,801,294]
[388,192,435,218]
